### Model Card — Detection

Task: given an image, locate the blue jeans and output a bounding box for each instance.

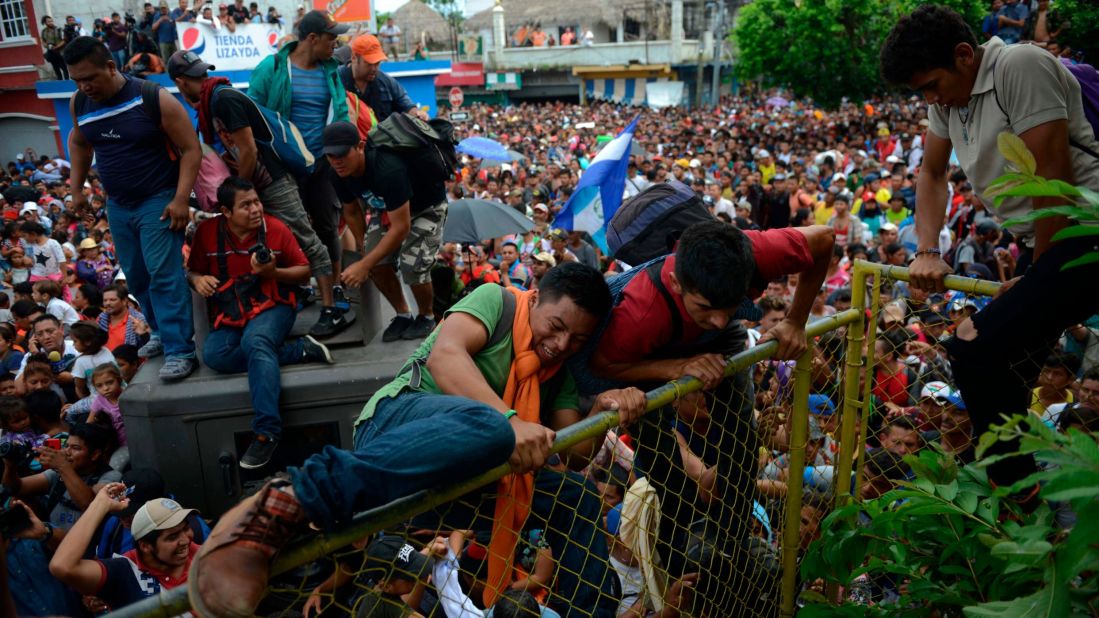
[290,391,515,528]
[290,391,618,617]
[106,188,195,359]
[203,304,303,438]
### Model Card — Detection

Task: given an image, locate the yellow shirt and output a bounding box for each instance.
[760,162,776,185]
[814,202,834,226]
[1029,387,1073,418]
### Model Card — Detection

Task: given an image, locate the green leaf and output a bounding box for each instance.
[997,132,1037,175]
[936,480,959,501]
[1061,252,1099,271]
[963,586,1057,618]
[991,539,1052,558]
[1051,225,1099,242]
[1039,470,1099,501]
[1001,205,1096,227]
[956,491,979,514]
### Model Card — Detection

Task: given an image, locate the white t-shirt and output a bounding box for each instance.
[46,297,80,327]
[27,238,65,278]
[15,340,79,379]
[72,348,116,392]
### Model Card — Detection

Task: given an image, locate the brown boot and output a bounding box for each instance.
[188,478,305,617]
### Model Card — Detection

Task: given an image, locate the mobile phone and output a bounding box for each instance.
[44,438,62,450]
[117,485,136,501]
[0,505,32,538]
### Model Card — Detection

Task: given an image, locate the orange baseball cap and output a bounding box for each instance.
[351,34,387,63]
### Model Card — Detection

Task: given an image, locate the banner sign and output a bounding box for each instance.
[178,23,280,71]
[314,0,373,24]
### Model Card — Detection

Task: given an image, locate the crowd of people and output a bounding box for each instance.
[2,3,1098,616]
[39,0,290,80]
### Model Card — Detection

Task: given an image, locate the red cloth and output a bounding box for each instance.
[187,214,308,308]
[598,228,812,364]
[197,77,233,146]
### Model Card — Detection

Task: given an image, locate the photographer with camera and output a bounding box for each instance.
[40,16,68,80]
[187,177,335,469]
[106,13,129,68]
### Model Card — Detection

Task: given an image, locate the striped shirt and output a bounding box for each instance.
[289,64,330,158]
[74,77,178,206]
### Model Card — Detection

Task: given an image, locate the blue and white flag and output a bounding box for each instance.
[554,115,640,252]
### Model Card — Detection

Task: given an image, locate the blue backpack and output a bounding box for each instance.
[213,86,316,177]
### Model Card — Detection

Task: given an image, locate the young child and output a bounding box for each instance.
[87,363,125,447]
[32,279,80,328]
[0,395,37,448]
[0,373,16,397]
[0,323,25,376]
[22,355,68,403]
[26,388,67,438]
[112,344,142,384]
[69,321,114,400]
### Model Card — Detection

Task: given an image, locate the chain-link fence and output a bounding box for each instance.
[108,314,865,618]
[108,260,1096,618]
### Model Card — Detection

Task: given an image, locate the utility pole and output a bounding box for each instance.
[710,1,724,106]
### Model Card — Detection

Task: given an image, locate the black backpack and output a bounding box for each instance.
[606,179,715,265]
[367,113,459,185]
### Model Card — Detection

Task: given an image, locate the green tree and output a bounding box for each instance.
[734,0,894,108]
[733,0,986,108]
[1055,0,1099,64]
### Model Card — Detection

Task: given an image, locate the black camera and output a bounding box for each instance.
[0,441,32,466]
[249,244,272,265]
[124,12,136,25]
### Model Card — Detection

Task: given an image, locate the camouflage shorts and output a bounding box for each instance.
[365,201,448,285]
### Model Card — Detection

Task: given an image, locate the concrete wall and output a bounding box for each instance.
[486,38,702,71]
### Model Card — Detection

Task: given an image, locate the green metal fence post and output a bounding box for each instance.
[779,344,815,618]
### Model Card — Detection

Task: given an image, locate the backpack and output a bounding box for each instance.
[193,143,232,213]
[991,52,1099,159]
[212,86,316,177]
[367,113,458,185]
[606,180,715,266]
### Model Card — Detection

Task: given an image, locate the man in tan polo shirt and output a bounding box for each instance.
[880,5,1099,506]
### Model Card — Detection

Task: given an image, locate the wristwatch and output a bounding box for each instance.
[39,522,53,542]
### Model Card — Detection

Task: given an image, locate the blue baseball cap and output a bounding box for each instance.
[808,394,835,417]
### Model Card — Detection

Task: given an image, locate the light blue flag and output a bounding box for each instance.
[553,115,640,252]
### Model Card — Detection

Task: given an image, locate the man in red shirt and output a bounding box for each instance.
[187,177,335,469]
[571,220,833,606]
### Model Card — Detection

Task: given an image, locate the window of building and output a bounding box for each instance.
[0,0,30,41]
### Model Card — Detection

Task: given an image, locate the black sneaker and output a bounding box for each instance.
[401,315,436,340]
[301,335,335,364]
[383,315,414,342]
[240,435,278,469]
[309,307,352,339]
[332,286,352,313]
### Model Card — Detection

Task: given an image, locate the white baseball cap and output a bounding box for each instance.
[131,498,197,542]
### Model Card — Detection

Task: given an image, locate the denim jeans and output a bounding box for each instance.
[260,175,332,277]
[289,391,619,617]
[106,188,195,359]
[202,304,303,438]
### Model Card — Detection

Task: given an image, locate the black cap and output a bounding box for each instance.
[297,10,349,38]
[167,50,214,80]
[364,537,431,582]
[322,121,361,156]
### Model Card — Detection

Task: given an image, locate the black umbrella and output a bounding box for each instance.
[443,199,534,243]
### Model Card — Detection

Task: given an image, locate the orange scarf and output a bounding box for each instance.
[484,286,561,607]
